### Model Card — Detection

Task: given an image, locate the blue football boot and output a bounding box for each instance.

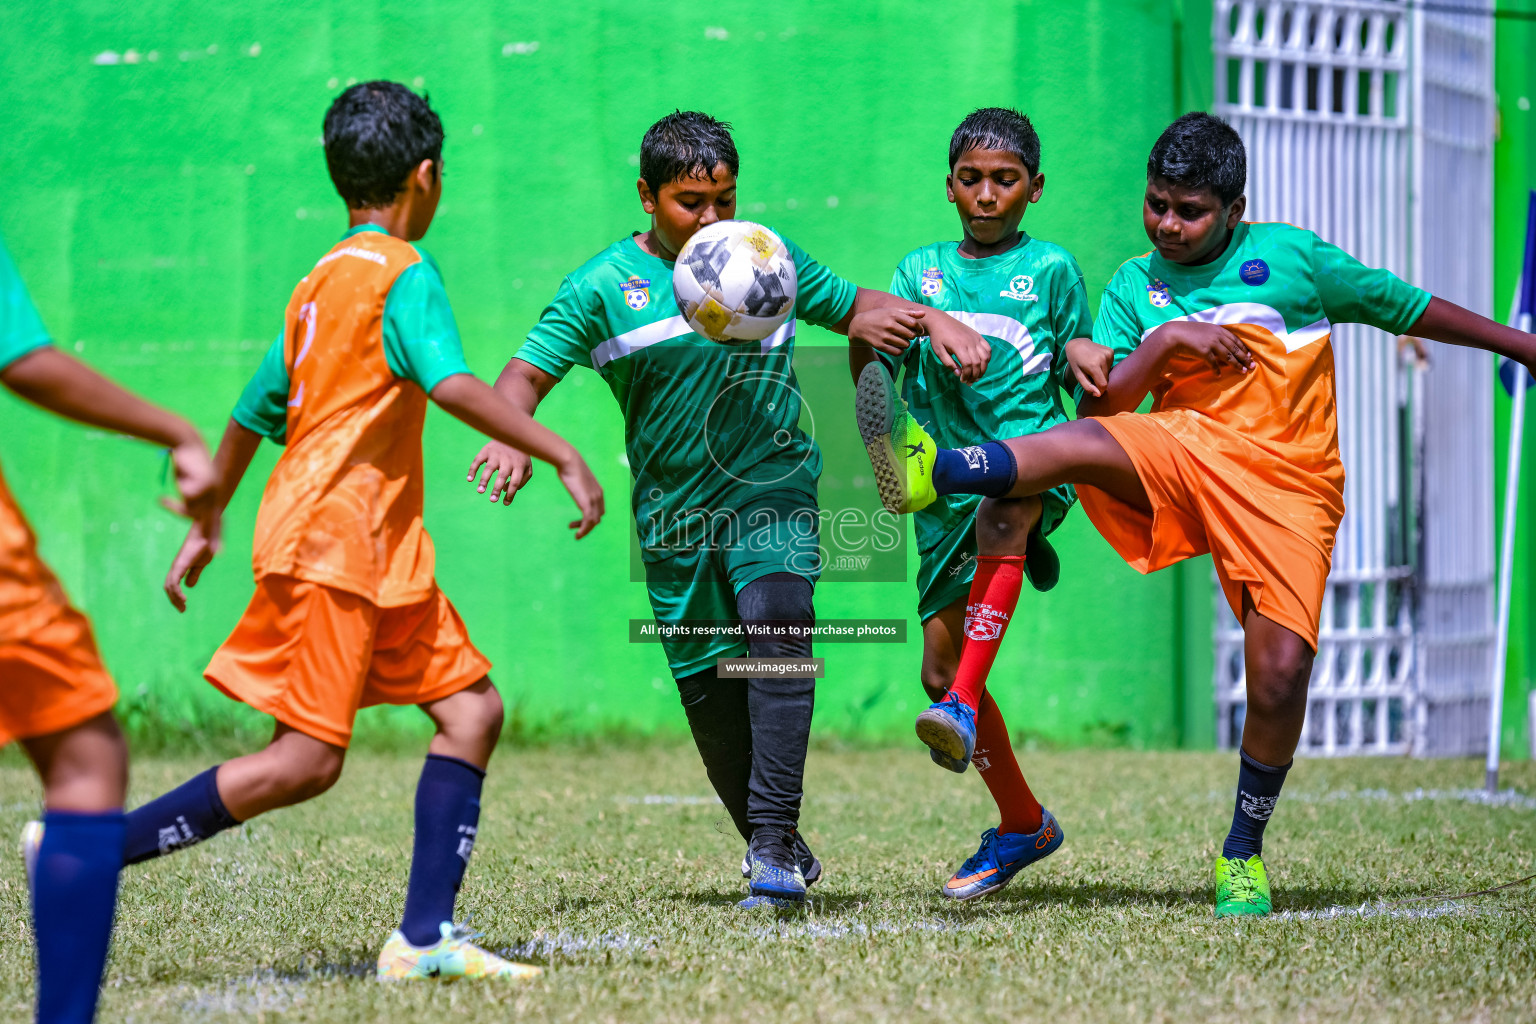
[741,825,807,904]
[942,810,1064,900]
[740,827,822,888]
[915,693,977,772]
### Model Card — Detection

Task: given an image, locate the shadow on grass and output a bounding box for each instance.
[661,879,1455,918]
[989,879,1452,914]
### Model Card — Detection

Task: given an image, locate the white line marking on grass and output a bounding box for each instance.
[752,917,984,942]
[494,917,988,960]
[178,966,368,1014]
[1271,901,1477,923]
[501,930,659,959]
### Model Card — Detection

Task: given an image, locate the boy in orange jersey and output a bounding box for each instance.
[1,234,217,1023]
[79,82,599,981]
[860,112,1536,918]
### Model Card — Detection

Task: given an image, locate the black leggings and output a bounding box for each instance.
[675,572,815,837]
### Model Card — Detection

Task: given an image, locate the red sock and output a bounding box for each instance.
[948,555,1024,712]
[974,692,1044,835]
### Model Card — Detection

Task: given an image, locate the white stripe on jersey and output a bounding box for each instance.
[945,311,1051,377]
[1138,302,1333,354]
[590,315,798,368]
[758,319,797,354]
[590,315,693,368]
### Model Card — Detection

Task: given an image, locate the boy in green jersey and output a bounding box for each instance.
[849,109,1090,900]
[468,111,989,905]
[859,112,1536,917]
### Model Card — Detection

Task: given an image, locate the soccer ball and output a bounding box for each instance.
[672,221,798,343]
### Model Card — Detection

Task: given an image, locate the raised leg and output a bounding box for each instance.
[123,723,345,865]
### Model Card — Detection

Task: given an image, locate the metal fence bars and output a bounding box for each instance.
[1211,0,1496,755]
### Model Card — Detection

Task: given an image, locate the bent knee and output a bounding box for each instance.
[446,679,504,746]
[275,757,345,802]
[1248,653,1314,712]
[478,685,506,744]
[919,666,953,703]
[975,497,1039,554]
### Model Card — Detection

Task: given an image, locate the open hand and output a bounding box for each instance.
[164,521,217,612]
[159,438,221,542]
[1159,320,1254,375]
[1065,337,1114,398]
[926,313,991,384]
[468,441,534,507]
[557,455,604,539]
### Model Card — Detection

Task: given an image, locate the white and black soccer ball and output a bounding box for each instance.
[672,220,798,343]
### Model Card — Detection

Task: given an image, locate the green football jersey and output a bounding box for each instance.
[887,234,1090,551]
[516,233,857,557]
[1090,221,1430,489]
[0,237,50,371]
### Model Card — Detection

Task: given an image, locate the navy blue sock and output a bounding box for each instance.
[1221,749,1291,860]
[123,766,239,865]
[932,442,1017,497]
[32,809,125,1024]
[399,754,485,947]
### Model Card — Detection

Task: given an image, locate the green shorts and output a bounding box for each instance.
[642,492,822,678]
[913,485,1074,623]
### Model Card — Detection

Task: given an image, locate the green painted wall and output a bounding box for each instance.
[1492,7,1536,760]
[0,1,1220,748]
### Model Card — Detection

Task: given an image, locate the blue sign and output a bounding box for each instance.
[1499,357,1535,397]
[1501,191,1536,398]
[1239,259,1270,286]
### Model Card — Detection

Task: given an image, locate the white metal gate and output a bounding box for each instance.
[1211,0,1496,756]
[1408,1,1497,757]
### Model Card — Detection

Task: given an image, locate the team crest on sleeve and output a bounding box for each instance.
[1000,274,1038,301]
[1147,278,1171,308]
[919,267,944,297]
[1239,259,1270,286]
[620,275,651,311]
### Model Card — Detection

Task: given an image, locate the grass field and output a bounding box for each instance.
[2,742,1534,1023]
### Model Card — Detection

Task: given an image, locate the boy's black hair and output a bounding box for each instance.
[1146,112,1247,205]
[639,111,739,195]
[323,81,444,209]
[949,107,1041,174]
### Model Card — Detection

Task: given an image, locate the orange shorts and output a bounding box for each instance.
[0,603,119,747]
[1077,411,1336,650]
[205,574,492,748]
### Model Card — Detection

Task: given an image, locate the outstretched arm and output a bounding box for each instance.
[832,288,991,384]
[1076,321,1255,418]
[845,306,927,384]
[465,358,557,507]
[434,371,603,538]
[2,346,218,537]
[1407,296,1536,366]
[164,419,263,611]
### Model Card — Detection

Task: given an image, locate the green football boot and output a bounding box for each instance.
[855,360,938,514]
[376,921,542,982]
[1214,854,1272,918]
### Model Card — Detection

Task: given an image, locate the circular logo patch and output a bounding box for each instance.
[1239,259,1270,286]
